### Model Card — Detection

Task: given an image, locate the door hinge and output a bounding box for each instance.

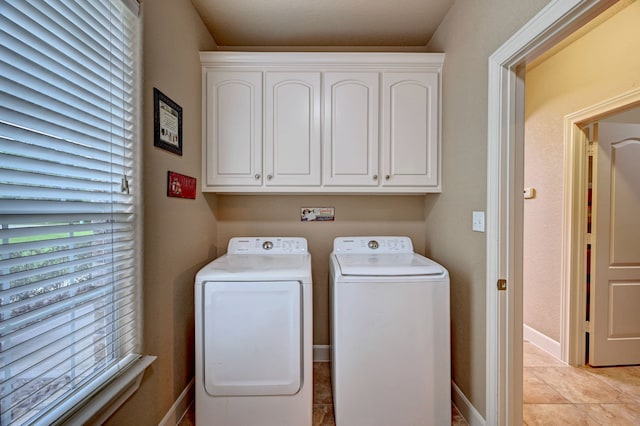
[584,320,591,333]
[497,279,507,291]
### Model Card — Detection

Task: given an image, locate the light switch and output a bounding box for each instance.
[472,211,485,232]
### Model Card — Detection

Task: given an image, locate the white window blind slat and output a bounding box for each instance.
[6,313,137,426]
[0,200,134,215]
[2,296,137,389]
[1,166,124,192]
[1,251,135,301]
[1,238,134,273]
[0,226,134,261]
[0,125,131,168]
[0,0,141,424]
[2,3,130,90]
[0,100,126,152]
[1,274,136,344]
[3,305,136,397]
[0,34,126,110]
[2,282,135,359]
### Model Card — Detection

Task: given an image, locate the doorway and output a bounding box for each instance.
[522,101,640,423]
[522,2,640,371]
[485,0,626,424]
[564,101,640,365]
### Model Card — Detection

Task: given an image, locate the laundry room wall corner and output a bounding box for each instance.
[103,0,219,425]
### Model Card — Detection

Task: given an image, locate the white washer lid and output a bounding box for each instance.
[335,253,444,276]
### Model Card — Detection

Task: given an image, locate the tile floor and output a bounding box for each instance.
[523,341,640,425]
[179,361,468,425]
[180,348,640,425]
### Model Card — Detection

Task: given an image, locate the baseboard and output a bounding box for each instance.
[158,378,194,426]
[452,381,485,426]
[523,324,561,359]
[313,344,331,362]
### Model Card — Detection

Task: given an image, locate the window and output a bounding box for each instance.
[0,1,141,424]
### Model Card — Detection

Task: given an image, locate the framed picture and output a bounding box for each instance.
[153,88,183,155]
[167,171,197,199]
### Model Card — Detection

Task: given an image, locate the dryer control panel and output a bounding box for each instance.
[228,237,308,254]
[333,236,414,254]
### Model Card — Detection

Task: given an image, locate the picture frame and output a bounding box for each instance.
[167,171,197,199]
[153,88,183,156]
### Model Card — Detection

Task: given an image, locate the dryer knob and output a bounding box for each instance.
[262,241,274,250]
[368,240,379,249]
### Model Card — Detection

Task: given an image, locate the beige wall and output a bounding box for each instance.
[424,0,551,418]
[105,0,218,424]
[523,0,640,343]
[215,194,428,345]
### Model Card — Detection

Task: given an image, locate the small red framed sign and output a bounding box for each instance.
[167,171,197,199]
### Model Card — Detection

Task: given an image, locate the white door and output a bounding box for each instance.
[590,121,640,366]
[264,72,321,186]
[203,281,302,396]
[322,72,379,186]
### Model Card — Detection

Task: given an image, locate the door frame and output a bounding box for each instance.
[485,0,617,424]
[562,89,640,366]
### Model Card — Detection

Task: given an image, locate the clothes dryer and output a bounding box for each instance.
[330,236,450,426]
[195,237,312,425]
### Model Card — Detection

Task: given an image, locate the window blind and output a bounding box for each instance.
[0,1,141,425]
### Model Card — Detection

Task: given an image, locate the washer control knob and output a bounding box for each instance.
[262,241,274,250]
[368,240,379,249]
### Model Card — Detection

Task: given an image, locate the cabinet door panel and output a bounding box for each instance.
[323,72,379,186]
[382,72,439,188]
[205,71,262,186]
[265,72,321,186]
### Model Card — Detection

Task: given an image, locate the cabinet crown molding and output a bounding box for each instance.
[200,51,444,71]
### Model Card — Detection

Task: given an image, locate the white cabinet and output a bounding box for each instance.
[322,72,379,187]
[382,72,440,188]
[201,52,444,193]
[265,72,321,186]
[204,71,262,187]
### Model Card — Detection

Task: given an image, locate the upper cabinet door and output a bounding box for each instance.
[381,72,440,189]
[204,71,262,187]
[323,72,379,186]
[264,72,321,186]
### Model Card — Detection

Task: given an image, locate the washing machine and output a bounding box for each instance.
[195,237,313,426]
[330,236,450,426]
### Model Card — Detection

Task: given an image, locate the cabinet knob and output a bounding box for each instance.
[373,174,378,180]
[254,174,260,180]
[385,175,390,180]
[267,174,273,180]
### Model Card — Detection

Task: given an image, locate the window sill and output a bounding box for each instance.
[60,355,156,425]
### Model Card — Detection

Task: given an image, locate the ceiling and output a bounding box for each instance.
[190,0,454,48]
